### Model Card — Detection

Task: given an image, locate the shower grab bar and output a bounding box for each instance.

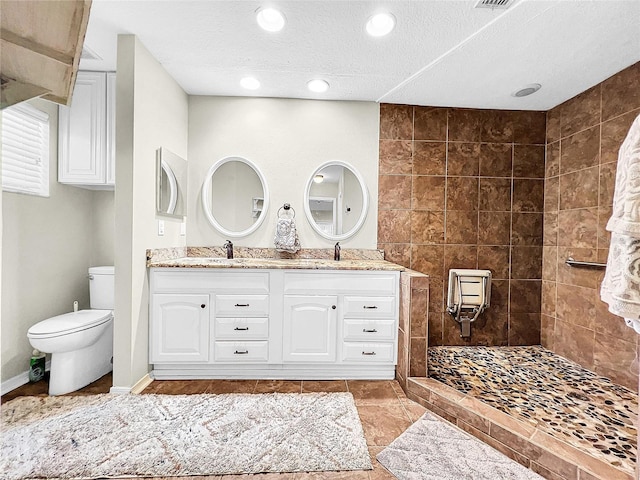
[565,257,606,269]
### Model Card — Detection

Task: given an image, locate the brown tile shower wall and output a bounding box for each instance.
[543,62,640,391]
[378,105,546,349]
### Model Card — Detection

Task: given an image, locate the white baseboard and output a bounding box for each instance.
[109,386,131,395]
[111,373,153,395]
[130,373,153,394]
[1,360,51,396]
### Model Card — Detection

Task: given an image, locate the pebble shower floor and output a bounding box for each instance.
[427,345,637,475]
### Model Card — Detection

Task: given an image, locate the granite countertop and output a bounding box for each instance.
[148,256,405,271]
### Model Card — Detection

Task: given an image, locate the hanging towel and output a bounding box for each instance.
[600,113,640,330]
[274,217,301,253]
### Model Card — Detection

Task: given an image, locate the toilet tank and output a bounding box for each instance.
[89,266,115,310]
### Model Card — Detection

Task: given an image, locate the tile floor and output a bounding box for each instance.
[2,374,428,479]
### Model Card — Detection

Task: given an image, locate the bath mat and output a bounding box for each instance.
[377,412,544,480]
[1,392,371,479]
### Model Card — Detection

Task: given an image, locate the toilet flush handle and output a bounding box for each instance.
[87,274,94,280]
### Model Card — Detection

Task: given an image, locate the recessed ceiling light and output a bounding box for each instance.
[240,76,260,90]
[307,79,329,93]
[366,12,396,37]
[313,174,324,184]
[256,7,286,32]
[512,83,542,97]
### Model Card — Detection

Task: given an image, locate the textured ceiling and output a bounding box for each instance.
[80,0,640,110]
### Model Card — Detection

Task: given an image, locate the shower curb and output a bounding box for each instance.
[405,377,634,480]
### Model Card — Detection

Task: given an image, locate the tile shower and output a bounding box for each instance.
[379,62,640,480]
[378,103,546,352]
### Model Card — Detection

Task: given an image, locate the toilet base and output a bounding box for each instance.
[48,322,113,395]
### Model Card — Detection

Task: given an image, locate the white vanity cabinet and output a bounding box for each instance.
[150,294,210,363]
[149,267,399,380]
[58,71,116,189]
[283,295,338,362]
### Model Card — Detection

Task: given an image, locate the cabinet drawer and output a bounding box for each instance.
[284,272,398,296]
[215,295,269,316]
[343,319,395,341]
[342,342,394,363]
[151,270,269,294]
[215,317,268,340]
[344,296,396,318]
[214,341,269,362]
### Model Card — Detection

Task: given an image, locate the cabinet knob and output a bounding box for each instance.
[332,305,337,309]
[201,304,206,309]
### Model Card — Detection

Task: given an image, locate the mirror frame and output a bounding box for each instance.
[303,160,369,241]
[201,155,270,238]
[156,147,187,219]
[159,160,178,215]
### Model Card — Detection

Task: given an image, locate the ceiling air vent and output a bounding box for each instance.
[80,45,102,61]
[475,0,514,9]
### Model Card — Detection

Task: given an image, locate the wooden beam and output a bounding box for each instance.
[1,75,50,109]
[0,28,74,65]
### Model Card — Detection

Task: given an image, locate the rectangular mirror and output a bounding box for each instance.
[156,147,187,218]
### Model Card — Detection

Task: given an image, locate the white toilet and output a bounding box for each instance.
[27,266,114,395]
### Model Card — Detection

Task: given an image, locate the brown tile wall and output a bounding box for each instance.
[378,105,546,347]
[543,62,640,391]
[396,271,429,389]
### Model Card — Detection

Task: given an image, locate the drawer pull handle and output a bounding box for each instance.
[363,305,378,309]
[362,351,377,356]
[234,327,249,331]
[234,350,249,355]
[200,304,206,309]
[235,303,250,307]
[363,328,378,333]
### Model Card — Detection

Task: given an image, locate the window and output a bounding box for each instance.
[2,103,50,197]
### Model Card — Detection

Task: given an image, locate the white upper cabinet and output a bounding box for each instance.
[58,71,115,190]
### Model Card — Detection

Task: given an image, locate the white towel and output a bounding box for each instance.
[274,217,301,253]
[600,113,640,324]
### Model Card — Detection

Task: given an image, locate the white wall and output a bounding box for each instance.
[1,98,111,383]
[188,97,379,248]
[92,191,115,267]
[113,35,188,390]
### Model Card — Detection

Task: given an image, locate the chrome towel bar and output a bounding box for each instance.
[565,257,606,269]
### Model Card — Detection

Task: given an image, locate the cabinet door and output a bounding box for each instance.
[105,72,116,186]
[283,295,337,362]
[150,294,210,363]
[58,71,106,184]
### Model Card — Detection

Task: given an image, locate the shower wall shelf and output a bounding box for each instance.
[565,257,606,269]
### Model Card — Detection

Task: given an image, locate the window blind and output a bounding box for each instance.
[2,103,50,197]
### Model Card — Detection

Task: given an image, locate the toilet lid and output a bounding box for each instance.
[27,310,112,337]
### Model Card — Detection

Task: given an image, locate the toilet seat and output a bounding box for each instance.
[27,310,112,339]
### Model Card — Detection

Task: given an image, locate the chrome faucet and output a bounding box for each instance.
[334,242,340,261]
[224,240,233,259]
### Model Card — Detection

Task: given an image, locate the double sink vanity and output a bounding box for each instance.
[147,249,404,380]
[150,153,426,381]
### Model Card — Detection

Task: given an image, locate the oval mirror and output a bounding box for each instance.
[156,147,187,218]
[304,161,369,241]
[201,156,269,237]
[159,160,178,215]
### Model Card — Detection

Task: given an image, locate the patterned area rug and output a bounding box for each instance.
[377,412,544,480]
[1,392,371,479]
